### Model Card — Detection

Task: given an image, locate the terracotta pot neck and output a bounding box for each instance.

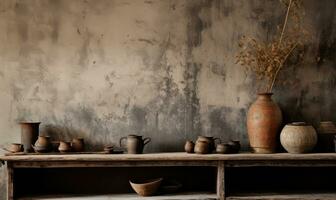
[257,93,273,100]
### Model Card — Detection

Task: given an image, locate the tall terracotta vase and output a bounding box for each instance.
[247,93,282,153]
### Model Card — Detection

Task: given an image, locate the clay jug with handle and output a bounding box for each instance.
[120,135,151,154]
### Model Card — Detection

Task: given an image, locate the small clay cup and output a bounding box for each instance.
[72,138,85,152]
[58,141,72,153]
[194,141,210,154]
[3,143,24,153]
[216,143,231,154]
[184,141,194,153]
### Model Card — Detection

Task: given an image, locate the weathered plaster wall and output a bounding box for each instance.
[0,0,335,197]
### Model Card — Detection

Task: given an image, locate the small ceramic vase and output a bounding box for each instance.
[196,136,221,153]
[72,138,85,152]
[280,122,317,153]
[216,144,231,154]
[184,141,195,153]
[58,141,72,153]
[194,141,210,154]
[35,136,51,148]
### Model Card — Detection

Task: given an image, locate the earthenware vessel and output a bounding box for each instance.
[58,141,72,153]
[194,140,210,154]
[280,122,317,153]
[317,121,336,152]
[71,138,85,152]
[130,178,163,196]
[196,136,221,153]
[228,140,241,153]
[247,93,282,153]
[3,143,24,153]
[216,143,231,154]
[184,141,194,153]
[20,122,41,153]
[35,136,51,148]
[120,135,151,154]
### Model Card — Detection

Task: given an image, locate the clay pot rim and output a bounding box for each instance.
[287,122,311,126]
[19,122,41,124]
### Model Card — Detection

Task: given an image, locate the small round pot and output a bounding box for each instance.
[194,141,210,154]
[35,136,51,149]
[196,136,220,153]
[280,122,317,154]
[216,144,231,154]
[184,141,194,153]
[71,138,85,152]
[58,141,72,153]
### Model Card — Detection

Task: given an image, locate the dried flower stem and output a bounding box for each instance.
[269,42,298,92]
[279,0,293,44]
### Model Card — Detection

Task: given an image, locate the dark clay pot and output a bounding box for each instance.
[20,122,41,153]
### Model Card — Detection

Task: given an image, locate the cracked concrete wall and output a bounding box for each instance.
[0,0,336,198]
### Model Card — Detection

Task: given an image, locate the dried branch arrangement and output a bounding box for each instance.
[236,0,308,93]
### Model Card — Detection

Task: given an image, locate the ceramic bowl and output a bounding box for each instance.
[130,178,163,196]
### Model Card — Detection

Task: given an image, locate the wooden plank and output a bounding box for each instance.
[217,161,225,200]
[16,192,217,200]
[7,162,14,200]
[12,160,218,168]
[226,193,336,200]
[2,153,336,162]
[225,160,336,167]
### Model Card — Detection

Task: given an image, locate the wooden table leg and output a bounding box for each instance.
[217,161,225,200]
[7,163,14,200]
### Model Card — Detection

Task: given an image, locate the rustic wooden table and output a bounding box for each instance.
[1,152,336,200]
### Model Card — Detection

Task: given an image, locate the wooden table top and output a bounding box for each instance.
[1,152,336,162]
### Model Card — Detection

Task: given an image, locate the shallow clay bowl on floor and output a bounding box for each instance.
[129,178,163,196]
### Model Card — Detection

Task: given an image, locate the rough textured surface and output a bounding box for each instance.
[0,0,335,198]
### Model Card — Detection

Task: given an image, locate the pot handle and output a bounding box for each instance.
[119,137,127,147]
[214,138,221,144]
[143,137,151,146]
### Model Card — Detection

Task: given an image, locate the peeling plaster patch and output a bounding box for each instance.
[183,63,201,135]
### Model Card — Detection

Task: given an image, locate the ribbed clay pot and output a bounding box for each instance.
[247,93,282,153]
[317,121,336,152]
[280,122,317,153]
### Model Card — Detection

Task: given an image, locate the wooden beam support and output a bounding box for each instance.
[7,162,14,200]
[217,161,225,200]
